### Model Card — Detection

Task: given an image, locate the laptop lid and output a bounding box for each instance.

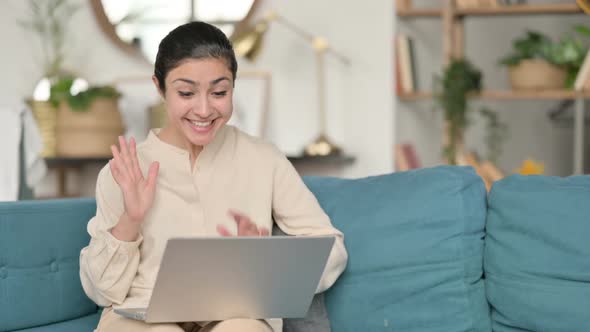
[144,235,335,323]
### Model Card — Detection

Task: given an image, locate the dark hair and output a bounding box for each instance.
[154,21,238,92]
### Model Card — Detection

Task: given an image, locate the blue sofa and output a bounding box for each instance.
[1,166,589,332]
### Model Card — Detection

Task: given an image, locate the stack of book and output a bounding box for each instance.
[394,143,421,171]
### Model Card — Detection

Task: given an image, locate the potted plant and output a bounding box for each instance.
[434,59,507,165]
[499,27,590,90]
[18,0,80,157]
[50,76,125,157]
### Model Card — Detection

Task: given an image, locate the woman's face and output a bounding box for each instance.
[157,57,234,148]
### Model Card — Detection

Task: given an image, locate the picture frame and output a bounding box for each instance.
[228,70,271,138]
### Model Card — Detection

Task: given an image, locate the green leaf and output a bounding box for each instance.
[574,25,590,38]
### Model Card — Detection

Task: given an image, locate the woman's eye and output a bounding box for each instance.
[178,91,194,97]
[213,91,227,97]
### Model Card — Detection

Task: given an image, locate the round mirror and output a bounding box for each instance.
[90,0,260,63]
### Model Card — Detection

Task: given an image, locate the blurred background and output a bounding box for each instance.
[0,0,589,200]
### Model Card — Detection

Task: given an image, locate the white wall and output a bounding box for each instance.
[397,0,589,176]
[237,0,395,178]
[1,0,394,197]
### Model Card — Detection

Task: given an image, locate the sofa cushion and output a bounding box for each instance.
[13,312,101,332]
[0,199,99,332]
[273,226,331,332]
[485,174,590,332]
[303,166,491,332]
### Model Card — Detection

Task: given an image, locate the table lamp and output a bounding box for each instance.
[231,11,350,157]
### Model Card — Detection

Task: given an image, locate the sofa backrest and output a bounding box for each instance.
[485,174,590,331]
[304,166,492,332]
[0,198,99,331]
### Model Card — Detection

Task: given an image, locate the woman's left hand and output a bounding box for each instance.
[217,210,270,237]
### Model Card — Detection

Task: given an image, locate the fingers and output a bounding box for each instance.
[118,136,135,181]
[109,159,123,185]
[216,225,233,237]
[227,210,269,236]
[145,162,160,191]
[129,137,144,181]
[110,144,130,182]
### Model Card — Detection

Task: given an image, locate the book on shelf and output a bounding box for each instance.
[394,143,421,172]
[574,49,590,91]
[395,34,418,95]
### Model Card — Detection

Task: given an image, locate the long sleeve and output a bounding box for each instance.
[271,152,348,293]
[79,166,143,307]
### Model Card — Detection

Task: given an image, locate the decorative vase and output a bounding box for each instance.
[508,59,567,90]
[56,97,125,157]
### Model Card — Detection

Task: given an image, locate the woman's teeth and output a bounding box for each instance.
[191,120,212,127]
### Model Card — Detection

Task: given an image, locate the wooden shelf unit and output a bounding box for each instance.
[395,1,589,174]
[398,90,590,101]
[398,3,582,17]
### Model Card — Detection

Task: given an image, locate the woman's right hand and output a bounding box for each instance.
[109,136,159,240]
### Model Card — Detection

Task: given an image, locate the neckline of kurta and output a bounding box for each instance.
[145,126,228,173]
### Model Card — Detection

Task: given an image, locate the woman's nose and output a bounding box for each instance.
[192,95,213,118]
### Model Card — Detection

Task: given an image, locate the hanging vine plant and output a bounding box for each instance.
[434,59,507,165]
[434,59,482,164]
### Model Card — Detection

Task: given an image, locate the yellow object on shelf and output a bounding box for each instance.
[577,0,590,14]
[515,159,545,175]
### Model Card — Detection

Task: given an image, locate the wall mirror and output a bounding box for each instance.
[90,0,260,63]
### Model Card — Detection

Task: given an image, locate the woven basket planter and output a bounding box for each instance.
[56,97,124,157]
[508,59,567,90]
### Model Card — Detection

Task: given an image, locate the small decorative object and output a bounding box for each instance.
[231,10,350,157]
[499,28,590,90]
[516,159,545,175]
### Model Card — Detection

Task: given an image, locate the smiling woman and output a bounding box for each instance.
[79,20,348,332]
[90,0,260,63]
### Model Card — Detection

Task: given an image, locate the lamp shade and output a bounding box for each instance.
[231,21,269,61]
[578,0,590,14]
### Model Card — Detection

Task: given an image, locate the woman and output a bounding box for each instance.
[79,21,347,332]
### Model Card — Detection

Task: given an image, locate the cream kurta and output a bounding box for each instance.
[79,125,348,331]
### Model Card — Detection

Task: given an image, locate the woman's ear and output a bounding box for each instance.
[152,75,165,99]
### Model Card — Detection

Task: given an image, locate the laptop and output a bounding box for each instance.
[114,235,335,323]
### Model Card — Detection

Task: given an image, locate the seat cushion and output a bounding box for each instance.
[485,174,590,332]
[13,312,101,332]
[303,166,491,332]
[273,226,331,332]
[0,198,98,332]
